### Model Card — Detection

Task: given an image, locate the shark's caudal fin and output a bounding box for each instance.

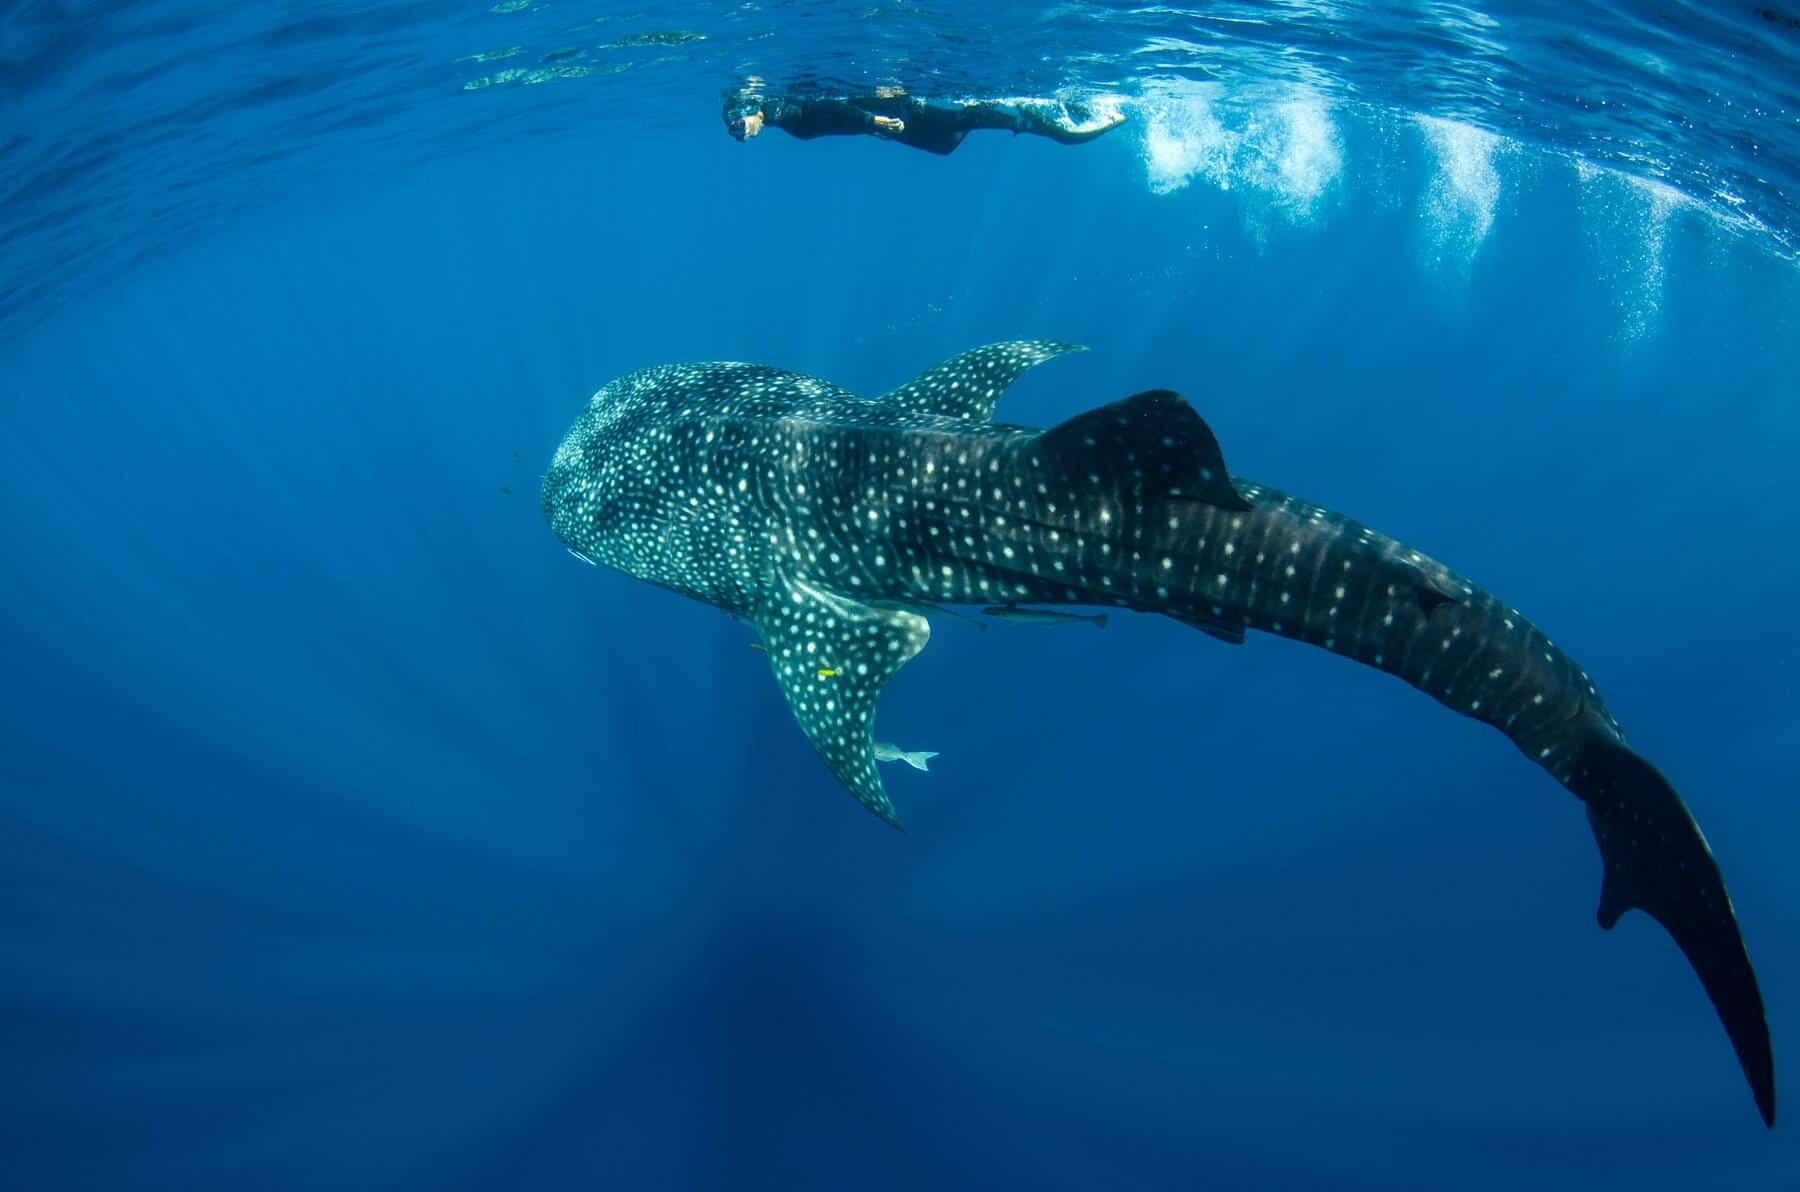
[1572,733,1775,1126]
[876,340,1086,422]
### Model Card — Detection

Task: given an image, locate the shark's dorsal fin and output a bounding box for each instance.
[1029,388,1252,512]
[877,340,1086,422]
[754,576,931,828]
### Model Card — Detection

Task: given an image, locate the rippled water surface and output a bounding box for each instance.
[3,2,1797,330]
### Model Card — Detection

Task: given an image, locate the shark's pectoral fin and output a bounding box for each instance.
[754,577,931,828]
[876,340,1086,422]
[1027,388,1252,512]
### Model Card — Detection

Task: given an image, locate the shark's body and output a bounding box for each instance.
[543,341,1774,1125]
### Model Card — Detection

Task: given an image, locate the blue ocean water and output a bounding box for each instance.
[3,2,1798,1188]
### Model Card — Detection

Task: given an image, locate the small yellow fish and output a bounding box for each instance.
[499,484,512,495]
[817,667,839,678]
[748,642,767,652]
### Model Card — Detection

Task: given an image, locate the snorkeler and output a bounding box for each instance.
[723,86,1125,155]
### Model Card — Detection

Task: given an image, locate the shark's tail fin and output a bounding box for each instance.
[1571,733,1774,1126]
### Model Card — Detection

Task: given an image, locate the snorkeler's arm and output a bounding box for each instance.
[764,96,894,139]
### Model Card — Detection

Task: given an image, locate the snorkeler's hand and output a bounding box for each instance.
[873,115,905,136]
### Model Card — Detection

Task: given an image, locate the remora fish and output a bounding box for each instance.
[982,605,1109,628]
[542,340,1774,1124]
[874,742,939,771]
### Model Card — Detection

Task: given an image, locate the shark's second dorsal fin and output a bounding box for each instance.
[754,576,931,828]
[1030,388,1252,512]
[877,340,1086,422]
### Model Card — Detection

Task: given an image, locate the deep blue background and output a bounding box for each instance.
[4,105,1799,1188]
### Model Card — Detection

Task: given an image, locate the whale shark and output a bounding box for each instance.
[542,340,1774,1125]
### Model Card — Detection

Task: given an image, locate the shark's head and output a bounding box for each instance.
[540,373,657,571]
[542,363,771,603]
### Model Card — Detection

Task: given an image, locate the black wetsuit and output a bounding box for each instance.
[726,93,1116,156]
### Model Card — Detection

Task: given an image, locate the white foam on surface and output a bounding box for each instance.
[1135,81,1342,222]
[1416,115,1504,270]
[1574,159,1698,338]
[1622,176,1686,337]
[1245,97,1343,218]
[1139,80,1236,197]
